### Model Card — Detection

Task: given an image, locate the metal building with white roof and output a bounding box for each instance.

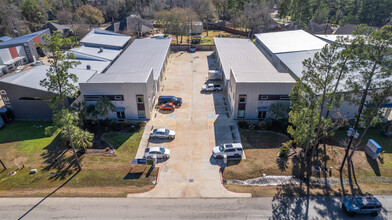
[80,37,171,120]
[214,38,295,119]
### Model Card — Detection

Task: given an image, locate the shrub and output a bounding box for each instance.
[278,143,290,158]
[237,120,248,129]
[258,120,268,130]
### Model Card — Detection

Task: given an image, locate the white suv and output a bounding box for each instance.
[212,143,243,158]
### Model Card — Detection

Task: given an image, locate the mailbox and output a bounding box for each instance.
[365,139,382,160]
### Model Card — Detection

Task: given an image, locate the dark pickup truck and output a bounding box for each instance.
[158,96,182,106]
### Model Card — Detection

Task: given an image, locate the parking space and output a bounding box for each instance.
[129,51,250,198]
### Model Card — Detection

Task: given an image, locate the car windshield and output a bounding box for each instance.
[219,145,224,152]
[153,129,157,133]
[160,148,165,153]
[165,129,170,134]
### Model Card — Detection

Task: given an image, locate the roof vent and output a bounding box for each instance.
[86,65,91,70]
[99,47,104,53]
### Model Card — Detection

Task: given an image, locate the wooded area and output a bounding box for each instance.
[1,0,391,37]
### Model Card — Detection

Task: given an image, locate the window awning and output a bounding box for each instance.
[258,106,270,111]
[115,107,125,112]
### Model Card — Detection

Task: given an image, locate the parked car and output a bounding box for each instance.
[160,102,175,111]
[158,96,182,106]
[342,196,382,217]
[212,143,243,158]
[31,61,44,66]
[150,128,176,139]
[144,147,171,159]
[201,83,222,92]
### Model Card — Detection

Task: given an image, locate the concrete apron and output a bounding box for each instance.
[128,52,251,198]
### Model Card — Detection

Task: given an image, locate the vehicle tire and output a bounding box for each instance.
[234,154,240,158]
[147,156,152,159]
[216,155,223,159]
[347,211,356,217]
[371,212,379,217]
[169,136,174,140]
[163,155,168,159]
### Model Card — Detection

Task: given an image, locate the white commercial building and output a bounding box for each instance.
[214,38,296,119]
[254,30,392,119]
[80,38,171,120]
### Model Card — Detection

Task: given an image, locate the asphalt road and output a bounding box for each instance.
[1,196,391,219]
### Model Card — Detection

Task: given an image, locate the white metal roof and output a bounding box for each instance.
[255,30,328,54]
[276,50,321,79]
[315,34,354,43]
[68,46,122,61]
[214,38,295,83]
[70,59,111,73]
[86,68,152,84]
[80,29,131,48]
[0,65,96,92]
[101,38,171,82]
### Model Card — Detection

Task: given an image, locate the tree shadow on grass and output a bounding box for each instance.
[40,135,83,181]
[366,154,381,176]
[18,170,80,220]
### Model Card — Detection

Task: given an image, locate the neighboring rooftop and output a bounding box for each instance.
[80,29,131,49]
[334,24,358,35]
[41,22,70,34]
[0,65,96,92]
[96,38,171,82]
[214,38,295,83]
[0,29,49,48]
[255,30,328,54]
[315,34,354,43]
[0,36,12,42]
[68,45,122,61]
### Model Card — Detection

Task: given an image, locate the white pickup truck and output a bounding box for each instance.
[201,83,222,92]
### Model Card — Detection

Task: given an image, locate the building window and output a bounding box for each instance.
[237,110,245,118]
[258,111,267,119]
[137,95,144,103]
[117,111,125,119]
[239,95,246,103]
[114,96,123,101]
[84,95,124,101]
[19,97,51,101]
[280,95,290,100]
[259,95,268,100]
[237,94,246,118]
[136,95,145,118]
[84,95,100,101]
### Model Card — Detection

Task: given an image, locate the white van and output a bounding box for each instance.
[212,143,243,158]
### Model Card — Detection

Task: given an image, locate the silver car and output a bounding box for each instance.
[150,128,176,139]
[144,147,171,159]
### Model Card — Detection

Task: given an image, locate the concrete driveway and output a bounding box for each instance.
[128,51,250,198]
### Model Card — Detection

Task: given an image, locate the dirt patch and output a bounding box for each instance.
[0,185,155,197]
[223,128,392,196]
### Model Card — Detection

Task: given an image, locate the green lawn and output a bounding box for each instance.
[0,122,156,197]
[0,121,52,142]
[333,127,392,153]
